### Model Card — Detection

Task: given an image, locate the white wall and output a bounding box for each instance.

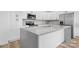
[8,11,20,41]
[74,11,79,37]
[0,11,10,44]
[0,11,26,44]
[0,11,9,32]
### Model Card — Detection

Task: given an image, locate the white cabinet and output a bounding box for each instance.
[39,29,64,48]
[35,11,65,20]
[25,11,65,20]
[36,12,57,20]
[59,14,65,21]
[64,27,71,42]
[20,28,64,48]
[56,11,65,19]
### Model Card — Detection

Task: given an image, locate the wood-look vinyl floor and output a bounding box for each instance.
[0,37,79,48]
[57,37,79,48]
[0,40,20,48]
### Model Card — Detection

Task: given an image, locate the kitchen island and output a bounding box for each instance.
[20,25,71,48]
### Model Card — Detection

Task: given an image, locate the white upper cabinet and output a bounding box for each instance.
[36,11,57,20]
[25,11,65,20]
[31,11,65,20]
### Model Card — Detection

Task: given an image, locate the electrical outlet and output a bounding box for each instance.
[16,14,19,17]
[16,19,19,21]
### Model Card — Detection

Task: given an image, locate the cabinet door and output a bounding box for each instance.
[59,14,65,21]
[20,28,38,48]
[64,13,74,25]
[39,29,64,48]
[36,12,48,20]
[64,27,71,42]
[36,12,57,20]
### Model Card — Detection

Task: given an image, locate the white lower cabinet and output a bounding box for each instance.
[21,28,64,48]
[39,29,64,48]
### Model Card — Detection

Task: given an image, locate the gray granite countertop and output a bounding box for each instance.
[22,25,71,35]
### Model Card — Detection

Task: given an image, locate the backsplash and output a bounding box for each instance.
[34,20,46,25]
[46,20,60,25]
[34,20,59,25]
[23,20,59,26]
